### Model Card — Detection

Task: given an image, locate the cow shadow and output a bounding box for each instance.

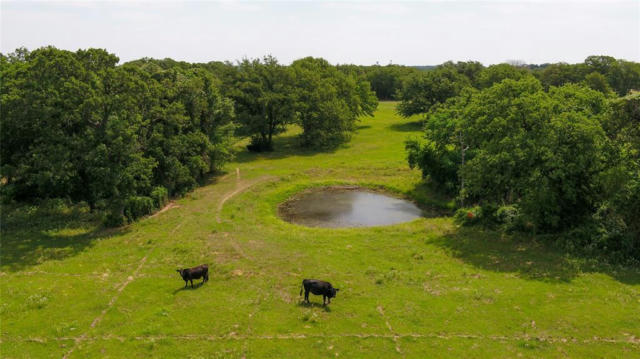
[297,301,332,312]
[1,201,129,272]
[173,281,207,294]
[430,226,640,285]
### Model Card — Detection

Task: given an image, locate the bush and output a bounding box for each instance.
[495,205,533,233]
[150,186,169,209]
[405,139,459,193]
[455,204,533,232]
[123,196,154,222]
[454,206,482,226]
[0,184,17,204]
[479,202,500,225]
[104,211,125,227]
[496,205,518,225]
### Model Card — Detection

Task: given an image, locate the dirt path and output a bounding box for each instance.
[377,305,402,353]
[216,175,276,224]
[62,256,149,359]
[14,332,640,346]
[149,202,180,218]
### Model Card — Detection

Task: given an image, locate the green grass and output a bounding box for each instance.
[2,102,639,358]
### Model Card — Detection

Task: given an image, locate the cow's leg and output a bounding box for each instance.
[304,290,309,303]
[184,280,188,288]
[323,295,326,305]
[190,279,194,288]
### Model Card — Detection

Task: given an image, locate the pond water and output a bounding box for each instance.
[279,187,423,228]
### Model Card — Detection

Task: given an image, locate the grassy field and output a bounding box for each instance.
[2,102,639,358]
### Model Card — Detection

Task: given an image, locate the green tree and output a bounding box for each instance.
[601,92,640,250]
[1,47,235,225]
[291,57,377,148]
[584,72,614,96]
[584,56,640,96]
[405,88,476,195]
[407,77,612,231]
[476,63,531,88]
[1,47,93,200]
[537,62,587,89]
[440,61,485,88]
[230,56,296,151]
[397,66,471,117]
[363,64,420,100]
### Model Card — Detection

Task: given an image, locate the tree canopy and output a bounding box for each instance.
[291,57,378,148]
[406,76,639,260]
[398,56,640,120]
[226,56,296,151]
[1,47,235,225]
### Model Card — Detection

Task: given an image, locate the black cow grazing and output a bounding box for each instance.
[176,264,209,288]
[300,279,339,305]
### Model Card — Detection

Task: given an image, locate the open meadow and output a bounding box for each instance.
[2,102,639,358]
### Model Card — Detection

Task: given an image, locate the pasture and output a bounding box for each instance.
[1,102,639,358]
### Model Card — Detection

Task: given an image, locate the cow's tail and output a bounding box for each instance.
[299,283,303,296]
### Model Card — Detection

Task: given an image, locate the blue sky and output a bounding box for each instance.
[1,1,638,65]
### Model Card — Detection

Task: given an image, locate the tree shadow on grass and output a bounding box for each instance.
[388,120,423,133]
[297,301,332,312]
[0,202,129,272]
[201,169,234,186]
[407,181,455,217]
[429,226,640,285]
[232,133,344,164]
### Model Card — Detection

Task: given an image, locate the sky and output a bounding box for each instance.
[1,0,639,66]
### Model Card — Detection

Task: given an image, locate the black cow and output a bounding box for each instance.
[300,279,339,305]
[176,264,209,288]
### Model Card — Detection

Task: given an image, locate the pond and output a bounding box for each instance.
[279,187,423,228]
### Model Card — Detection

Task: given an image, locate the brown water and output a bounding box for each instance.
[279,187,423,228]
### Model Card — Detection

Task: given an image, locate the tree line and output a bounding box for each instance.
[344,56,640,105]
[402,57,640,261]
[0,47,377,225]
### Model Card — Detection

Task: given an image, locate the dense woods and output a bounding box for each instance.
[403,57,640,261]
[1,47,236,225]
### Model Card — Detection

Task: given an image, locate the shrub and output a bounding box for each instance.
[454,206,482,226]
[104,211,125,227]
[479,202,500,225]
[123,196,154,222]
[150,186,169,209]
[405,139,459,193]
[496,205,519,225]
[0,184,17,204]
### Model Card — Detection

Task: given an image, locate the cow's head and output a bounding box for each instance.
[176,269,185,278]
[330,287,339,298]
